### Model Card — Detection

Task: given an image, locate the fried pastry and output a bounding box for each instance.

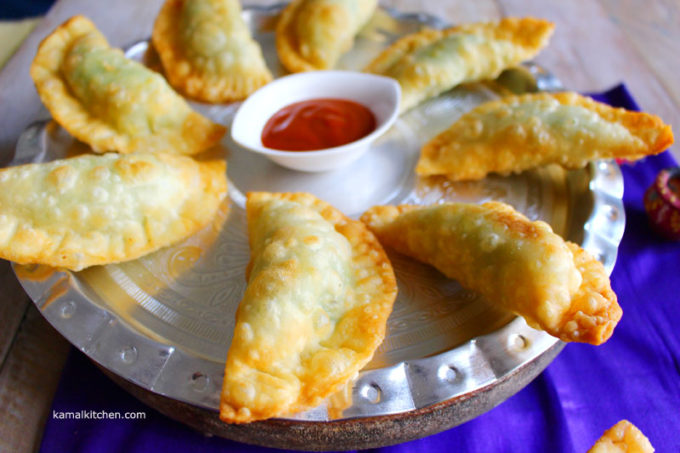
[0,153,227,271]
[361,202,622,345]
[417,92,674,180]
[152,0,272,103]
[276,0,377,72]
[365,17,554,112]
[30,15,225,155]
[220,192,397,423]
[588,420,654,453]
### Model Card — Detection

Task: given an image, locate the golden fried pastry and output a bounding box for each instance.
[220,192,397,423]
[365,17,554,112]
[0,153,226,271]
[588,420,654,453]
[152,0,272,103]
[361,202,621,345]
[417,92,674,180]
[276,0,377,72]
[30,15,225,155]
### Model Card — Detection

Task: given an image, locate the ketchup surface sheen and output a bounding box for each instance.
[261,98,376,151]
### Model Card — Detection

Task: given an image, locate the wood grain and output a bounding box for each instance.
[0,304,70,453]
[0,1,678,452]
[0,261,30,366]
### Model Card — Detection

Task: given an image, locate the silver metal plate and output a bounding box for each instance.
[13,5,625,422]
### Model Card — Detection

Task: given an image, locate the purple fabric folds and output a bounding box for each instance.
[39,85,680,452]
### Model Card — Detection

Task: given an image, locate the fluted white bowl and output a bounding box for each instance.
[231,70,401,172]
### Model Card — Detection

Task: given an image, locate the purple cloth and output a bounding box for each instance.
[39,85,680,452]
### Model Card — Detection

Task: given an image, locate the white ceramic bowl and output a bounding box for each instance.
[231,71,401,172]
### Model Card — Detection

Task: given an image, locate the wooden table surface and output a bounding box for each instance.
[0,0,678,451]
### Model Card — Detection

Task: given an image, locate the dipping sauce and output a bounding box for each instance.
[261,98,376,151]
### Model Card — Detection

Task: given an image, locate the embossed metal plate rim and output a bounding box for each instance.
[12,4,625,426]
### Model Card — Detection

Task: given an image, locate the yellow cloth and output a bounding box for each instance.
[0,18,39,69]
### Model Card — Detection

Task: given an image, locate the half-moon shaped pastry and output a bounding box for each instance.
[220,192,397,423]
[276,0,377,72]
[0,153,227,271]
[417,92,674,180]
[364,17,554,112]
[361,202,622,345]
[152,0,272,103]
[588,420,654,453]
[30,15,226,155]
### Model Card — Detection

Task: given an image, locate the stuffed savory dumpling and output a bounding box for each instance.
[0,153,227,271]
[152,0,272,103]
[365,17,554,112]
[361,202,622,345]
[588,420,654,453]
[276,0,377,72]
[30,15,225,155]
[220,192,397,423]
[417,91,674,180]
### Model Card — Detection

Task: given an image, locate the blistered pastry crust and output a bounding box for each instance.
[588,420,655,453]
[365,17,554,112]
[30,15,225,155]
[152,0,272,103]
[0,153,227,271]
[361,201,621,345]
[276,0,377,72]
[220,192,397,423]
[417,92,674,180]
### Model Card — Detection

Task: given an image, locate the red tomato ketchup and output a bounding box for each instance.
[261,98,376,151]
